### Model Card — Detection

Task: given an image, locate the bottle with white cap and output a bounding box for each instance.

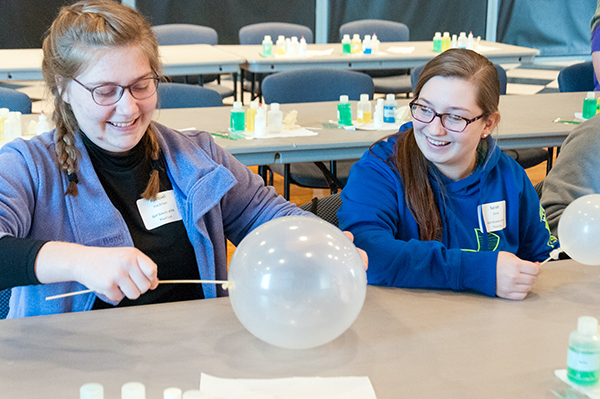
[290,36,299,56]
[230,101,246,132]
[254,105,267,137]
[383,93,397,124]
[80,383,104,399]
[567,316,600,385]
[276,35,286,55]
[467,31,474,50]
[362,34,372,54]
[457,32,467,49]
[0,108,9,140]
[371,33,380,53]
[337,95,352,126]
[357,94,371,124]
[342,34,351,54]
[262,35,272,57]
[163,387,183,399]
[4,111,22,142]
[268,103,283,134]
[121,382,146,399]
[300,36,307,57]
[37,110,51,135]
[374,98,384,128]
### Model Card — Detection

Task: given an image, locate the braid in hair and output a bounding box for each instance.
[140,125,161,200]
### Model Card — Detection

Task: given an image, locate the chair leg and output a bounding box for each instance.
[232,72,238,103]
[330,160,338,195]
[546,147,554,175]
[240,70,245,105]
[284,164,291,201]
[258,165,269,184]
[251,75,256,102]
[199,75,204,87]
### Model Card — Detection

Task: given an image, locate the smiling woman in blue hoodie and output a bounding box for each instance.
[338,49,557,300]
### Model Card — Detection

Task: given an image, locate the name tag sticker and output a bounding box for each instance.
[136,190,182,230]
[479,200,506,233]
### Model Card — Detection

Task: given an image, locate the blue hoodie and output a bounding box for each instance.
[338,123,558,297]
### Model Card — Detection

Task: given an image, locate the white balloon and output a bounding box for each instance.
[228,216,367,349]
[558,194,600,265]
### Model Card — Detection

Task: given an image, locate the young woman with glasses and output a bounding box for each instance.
[338,49,557,300]
[0,0,324,318]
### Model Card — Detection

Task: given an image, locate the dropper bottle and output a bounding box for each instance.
[357,94,371,124]
[567,316,600,385]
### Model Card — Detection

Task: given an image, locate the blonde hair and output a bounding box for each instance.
[42,0,163,199]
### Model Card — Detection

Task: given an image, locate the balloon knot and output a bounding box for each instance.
[222,281,234,290]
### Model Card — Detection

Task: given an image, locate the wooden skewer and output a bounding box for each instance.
[45,279,233,301]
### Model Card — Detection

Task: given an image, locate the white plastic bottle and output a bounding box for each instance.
[276,35,286,55]
[300,36,307,57]
[121,382,146,399]
[342,34,352,54]
[383,93,398,124]
[351,34,361,54]
[4,111,22,142]
[362,34,372,54]
[0,107,9,140]
[457,32,467,49]
[262,35,273,57]
[37,111,50,135]
[467,31,475,50]
[163,387,183,399]
[290,36,299,56]
[433,32,442,52]
[255,106,267,137]
[80,383,104,399]
[451,34,457,49]
[357,94,371,124]
[374,98,384,128]
[268,103,283,134]
[285,37,291,55]
[567,316,600,385]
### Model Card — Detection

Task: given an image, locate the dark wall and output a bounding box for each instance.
[0,0,594,57]
[328,0,487,42]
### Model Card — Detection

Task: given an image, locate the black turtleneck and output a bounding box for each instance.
[80,132,204,308]
[0,132,204,304]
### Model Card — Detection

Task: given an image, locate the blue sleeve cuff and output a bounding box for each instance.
[459,250,498,297]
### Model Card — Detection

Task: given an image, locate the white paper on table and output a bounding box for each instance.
[474,44,500,53]
[244,127,318,140]
[199,373,378,399]
[385,46,415,54]
[555,369,600,398]
[305,48,334,57]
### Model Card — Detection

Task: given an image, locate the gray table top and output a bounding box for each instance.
[218,41,540,73]
[0,44,244,81]
[152,91,582,166]
[0,259,592,398]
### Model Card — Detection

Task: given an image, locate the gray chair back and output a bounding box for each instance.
[158,83,222,109]
[239,22,313,45]
[557,61,595,92]
[339,19,409,42]
[0,87,32,114]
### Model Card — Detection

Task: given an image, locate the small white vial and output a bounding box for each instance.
[80,383,104,399]
[121,382,146,399]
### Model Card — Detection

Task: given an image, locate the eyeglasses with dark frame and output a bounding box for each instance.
[409,100,484,133]
[72,75,160,106]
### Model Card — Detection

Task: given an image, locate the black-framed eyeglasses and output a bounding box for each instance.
[409,100,484,133]
[73,75,159,106]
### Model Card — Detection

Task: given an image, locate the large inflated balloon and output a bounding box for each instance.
[558,194,600,265]
[228,216,367,349]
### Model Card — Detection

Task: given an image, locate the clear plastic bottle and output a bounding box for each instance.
[230,101,246,132]
[121,382,146,399]
[583,92,597,119]
[4,111,22,142]
[290,36,299,56]
[371,33,380,53]
[268,103,283,134]
[163,387,183,399]
[567,316,600,385]
[262,35,272,57]
[80,383,104,399]
[457,32,467,49]
[351,34,361,54]
[337,95,352,126]
[246,101,258,132]
[383,93,398,124]
[357,94,371,124]
[0,108,8,140]
[255,106,267,137]
[467,31,474,50]
[451,34,457,49]
[362,35,372,54]
[433,32,442,52]
[276,35,286,55]
[342,34,351,54]
[374,98,384,128]
[442,32,451,51]
[300,36,307,57]
[37,110,50,135]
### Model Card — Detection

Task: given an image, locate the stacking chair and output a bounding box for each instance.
[261,68,374,200]
[238,22,314,102]
[0,87,32,114]
[299,192,343,227]
[339,19,412,96]
[557,61,594,93]
[158,83,223,109]
[152,24,234,99]
[411,63,551,172]
[0,289,9,319]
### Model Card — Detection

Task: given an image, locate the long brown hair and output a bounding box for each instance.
[397,49,500,240]
[42,0,163,199]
